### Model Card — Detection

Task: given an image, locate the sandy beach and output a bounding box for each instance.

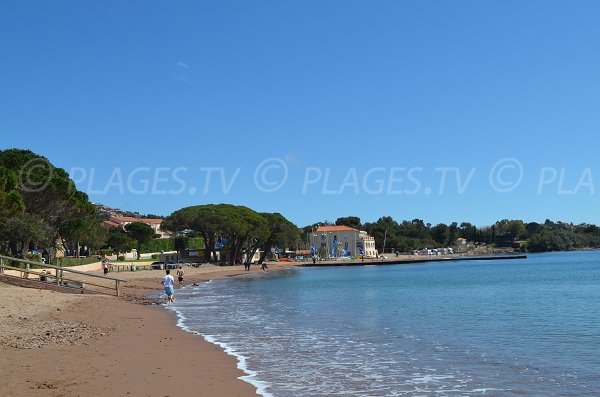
[0,255,495,396]
[0,262,298,397]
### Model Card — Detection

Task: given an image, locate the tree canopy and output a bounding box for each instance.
[2,149,599,263]
[335,216,362,230]
[164,204,300,265]
[125,222,158,259]
[257,212,301,263]
[107,231,136,256]
[0,149,106,260]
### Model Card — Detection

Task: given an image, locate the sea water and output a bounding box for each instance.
[169,251,600,396]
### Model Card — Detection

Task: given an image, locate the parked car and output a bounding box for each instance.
[150,261,165,270]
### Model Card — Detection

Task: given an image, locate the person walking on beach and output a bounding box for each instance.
[176,266,184,286]
[162,269,175,304]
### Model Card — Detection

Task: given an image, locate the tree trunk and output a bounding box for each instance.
[9,242,18,257]
[20,241,28,258]
[201,232,210,262]
[228,234,244,266]
[202,232,216,263]
[209,234,218,262]
[245,246,259,264]
[228,242,239,266]
[258,250,267,264]
[259,239,273,264]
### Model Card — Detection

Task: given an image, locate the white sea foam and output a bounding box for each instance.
[158,255,600,397]
[203,334,275,397]
[167,305,275,397]
[408,374,455,385]
[471,388,504,395]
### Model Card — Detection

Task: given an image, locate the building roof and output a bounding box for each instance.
[111,216,163,224]
[316,225,358,232]
[102,220,120,228]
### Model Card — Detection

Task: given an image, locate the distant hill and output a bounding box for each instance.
[92,202,165,221]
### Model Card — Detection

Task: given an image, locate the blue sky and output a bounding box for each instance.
[2,1,600,227]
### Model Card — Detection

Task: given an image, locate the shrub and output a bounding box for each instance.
[25,252,43,263]
[140,238,175,253]
[54,256,100,267]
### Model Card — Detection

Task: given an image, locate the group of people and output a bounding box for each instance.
[161,266,185,305]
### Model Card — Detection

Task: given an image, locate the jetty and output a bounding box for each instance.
[301,254,527,267]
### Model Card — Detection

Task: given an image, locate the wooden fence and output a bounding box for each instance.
[0,255,126,297]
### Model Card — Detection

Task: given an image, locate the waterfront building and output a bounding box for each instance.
[314,226,378,258]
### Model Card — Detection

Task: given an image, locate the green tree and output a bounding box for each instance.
[258,213,300,263]
[107,231,136,256]
[448,222,459,244]
[363,216,398,253]
[60,218,108,256]
[335,216,362,230]
[0,165,25,222]
[217,205,269,265]
[431,223,450,246]
[0,213,53,258]
[0,149,97,260]
[525,222,543,238]
[459,222,477,241]
[164,204,274,265]
[0,165,27,255]
[494,219,527,242]
[83,222,109,254]
[163,204,227,262]
[125,222,158,259]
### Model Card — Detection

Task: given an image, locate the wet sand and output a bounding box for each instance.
[0,262,298,397]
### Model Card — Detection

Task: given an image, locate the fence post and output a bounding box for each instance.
[115,280,121,297]
[0,257,3,274]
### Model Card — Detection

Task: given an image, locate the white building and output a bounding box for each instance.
[359,231,377,258]
[314,226,378,258]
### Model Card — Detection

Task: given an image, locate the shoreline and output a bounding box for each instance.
[306,253,527,267]
[0,254,526,396]
[0,262,299,397]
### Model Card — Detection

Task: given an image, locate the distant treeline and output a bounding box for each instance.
[302,216,600,253]
[2,149,597,262]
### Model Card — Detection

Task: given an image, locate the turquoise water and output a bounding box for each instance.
[170,251,600,396]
